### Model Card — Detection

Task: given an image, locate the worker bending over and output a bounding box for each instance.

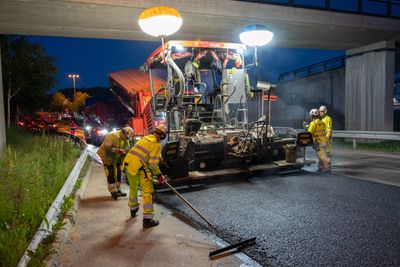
[123,124,167,229]
[97,127,134,200]
[319,105,333,158]
[308,109,330,173]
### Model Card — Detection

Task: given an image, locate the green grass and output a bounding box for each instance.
[0,127,81,267]
[28,157,91,267]
[333,138,400,152]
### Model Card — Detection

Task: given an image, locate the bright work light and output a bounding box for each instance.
[239,24,273,47]
[138,6,182,37]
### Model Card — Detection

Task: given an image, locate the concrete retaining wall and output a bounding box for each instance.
[272,68,345,129]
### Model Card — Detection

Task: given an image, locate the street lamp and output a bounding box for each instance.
[239,24,273,66]
[138,6,183,59]
[138,6,183,133]
[138,6,182,38]
[240,24,274,139]
[68,74,80,100]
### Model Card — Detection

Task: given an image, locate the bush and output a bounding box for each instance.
[0,127,80,266]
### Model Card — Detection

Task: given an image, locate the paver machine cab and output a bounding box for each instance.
[143,40,302,183]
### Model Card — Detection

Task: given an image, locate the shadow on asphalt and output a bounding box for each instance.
[79,196,117,206]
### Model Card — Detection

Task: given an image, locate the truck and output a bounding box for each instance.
[84,100,131,145]
[108,68,167,136]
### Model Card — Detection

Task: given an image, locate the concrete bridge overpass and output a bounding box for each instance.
[0,0,400,149]
[0,0,400,50]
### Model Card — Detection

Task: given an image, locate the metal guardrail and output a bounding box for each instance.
[333,130,400,148]
[18,132,88,267]
[273,127,400,149]
[278,56,346,82]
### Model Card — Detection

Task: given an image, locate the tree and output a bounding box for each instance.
[51,91,89,113]
[0,35,57,128]
[72,91,90,112]
[51,91,71,112]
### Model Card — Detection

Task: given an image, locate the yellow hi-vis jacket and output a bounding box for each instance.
[123,134,161,176]
[97,130,131,165]
[321,114,333,138]
[308,118,328,144]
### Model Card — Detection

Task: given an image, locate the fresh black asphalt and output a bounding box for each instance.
[156,172,400,266]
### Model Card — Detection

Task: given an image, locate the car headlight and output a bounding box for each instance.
[99,129,108,135]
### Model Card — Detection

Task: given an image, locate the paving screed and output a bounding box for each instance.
[156,172,400,266]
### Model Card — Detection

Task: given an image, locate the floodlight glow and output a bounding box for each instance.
[239,25,273,47]
[174,44,185,51]
[138,6,182,37]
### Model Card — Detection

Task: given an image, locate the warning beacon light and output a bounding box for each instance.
[138,6,183,37]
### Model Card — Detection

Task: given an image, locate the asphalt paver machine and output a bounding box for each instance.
[143,40,305,183]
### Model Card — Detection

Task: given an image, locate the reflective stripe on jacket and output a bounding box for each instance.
[97,131,131,165]
[321,115,333,138]
[123,134,161,176]
[308,119,328,143]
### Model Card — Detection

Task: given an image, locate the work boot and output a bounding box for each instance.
[130,209,138,218]
[143,218,159,229]
[111,192,119,200]
[117,189,127,197]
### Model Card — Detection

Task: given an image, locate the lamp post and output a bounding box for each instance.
[239,24,273,67]
[138,6,182,134]
[68,74,80,99]
[240,24,274,140]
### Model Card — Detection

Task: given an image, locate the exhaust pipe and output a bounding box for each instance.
[165,54,185,108]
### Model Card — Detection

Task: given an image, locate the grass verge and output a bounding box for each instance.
[333,138,400,152]
[28,157,91,267]
[0,127,82,267]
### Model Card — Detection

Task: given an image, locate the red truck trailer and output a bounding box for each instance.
[108,68,166,136]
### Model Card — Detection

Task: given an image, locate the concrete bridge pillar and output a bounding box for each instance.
[345,41,395,131]
[0,46,6,150]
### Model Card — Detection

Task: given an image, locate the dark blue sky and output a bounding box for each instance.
[30,35,343,91]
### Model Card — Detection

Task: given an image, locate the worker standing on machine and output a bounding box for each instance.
[97,127,134,200]
[319,105,333,159]
[122,124,168,229]
[308,109,330,173]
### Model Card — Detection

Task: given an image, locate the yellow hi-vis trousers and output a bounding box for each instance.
[327,137,333,157]
[315,142,330,172]
[103,162,122,193]
[127,169,154,219]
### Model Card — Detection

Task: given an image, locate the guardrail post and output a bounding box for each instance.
[353,138,357,149]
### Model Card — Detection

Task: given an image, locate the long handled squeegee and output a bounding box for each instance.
[162,179,257,258]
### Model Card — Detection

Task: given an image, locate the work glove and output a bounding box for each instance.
[117,149,125,155]
[157,173,166,184]
[302,121,309,130]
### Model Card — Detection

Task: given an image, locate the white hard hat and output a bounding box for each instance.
[155,124,168,135]
[154,124,168,140]
[319,105,327,113]
[121,126,134,139]
[310,109,319,117]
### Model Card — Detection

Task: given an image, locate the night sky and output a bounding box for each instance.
[29,35,344,92]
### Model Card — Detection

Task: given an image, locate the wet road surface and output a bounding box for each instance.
[157,149,400,266]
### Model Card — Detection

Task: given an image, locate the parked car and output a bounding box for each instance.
[54,117,73,134]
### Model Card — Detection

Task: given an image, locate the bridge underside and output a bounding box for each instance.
[0,0,400,50]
